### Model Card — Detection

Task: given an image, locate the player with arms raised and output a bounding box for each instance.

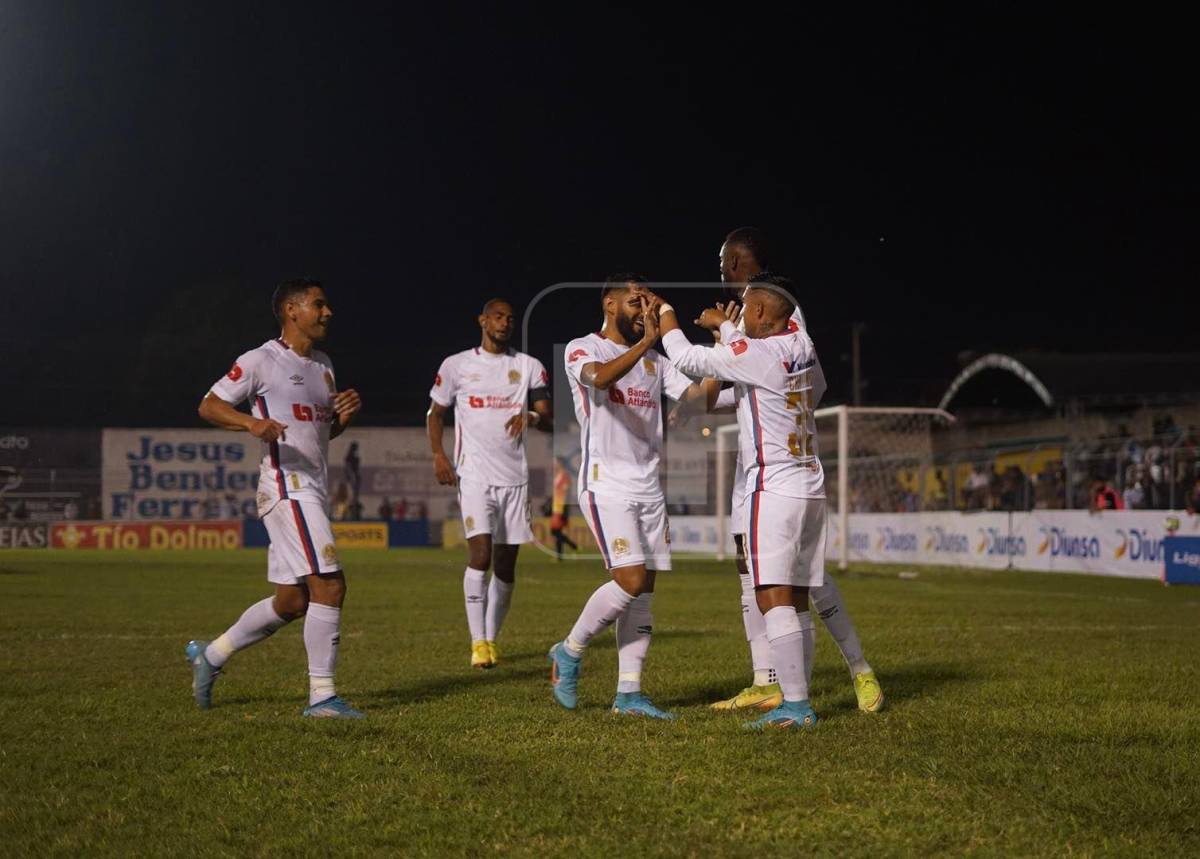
[706,229,882,714]
[427,299,552,669]
[186,277,364,719]
[661,275,828,729]
[547,275,702,719]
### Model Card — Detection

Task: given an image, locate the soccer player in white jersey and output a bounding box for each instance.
[185,278,364,719]
[427,299,552,669]
[660,274,834,728]
[547,275,702,719]
[704,229,882,714]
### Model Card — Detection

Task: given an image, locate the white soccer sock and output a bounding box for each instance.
[484,576,514,642]
[463,567,488,642]
[616,593,653,693]
[811,577,871,675]
[304,602,341,706]
[205,596,288,669]
[799,610,815,690]
[764,605,809,703]
[740,572,773,685]
[564,580,635,657]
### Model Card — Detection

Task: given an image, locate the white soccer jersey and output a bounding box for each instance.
[564,331,693,502]
[663,321,827,499]
[210,338,336,513]
[430,348,550,487]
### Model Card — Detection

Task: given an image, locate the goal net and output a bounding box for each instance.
[715,406,954,566]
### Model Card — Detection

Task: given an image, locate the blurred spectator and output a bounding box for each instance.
[1090,479,1124,511]
[964,466,991,511]
[84,496,102,520]
[344,442,361,503]
[378,497,393,520]
[348,498,363,521]
[13,500,29,520]
[0,497,10,521]
[415,501,428,521]
[1186,477,1200,515]
[1122,466,1147,510]
[394,498,408,520]
[62,499,79,520]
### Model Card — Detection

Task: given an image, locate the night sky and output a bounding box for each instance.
[2,4,1193,426]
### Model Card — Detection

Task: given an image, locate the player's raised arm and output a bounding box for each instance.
[330,388,361,439]
[577,293,659,390]
[200,353,287,441]
[658,301,763,385]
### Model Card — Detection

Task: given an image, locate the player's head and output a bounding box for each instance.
[478,298,514,346]
[601,273,648,343]
[272,277,332,341]
[741,272,797,338]
[720,227,768,293]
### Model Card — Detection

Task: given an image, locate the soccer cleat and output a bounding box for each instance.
[302,696,366,719]
[471,640,495,670]
[611,692,675,720]
[185,639,221,710]
[709,683,783,711]
[486,640,499,667]
[547,641,581,710]
[854,670,884,712]
[742,700,819,731]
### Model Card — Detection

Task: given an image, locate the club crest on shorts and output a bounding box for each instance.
[322,543,338,565]
[508,369,521,384]
[464,515,475,531]
[612,537,630,557]
[642,357,656,375]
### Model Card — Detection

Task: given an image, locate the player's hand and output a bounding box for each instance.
[250,418,288,443]
[639,296,660,343]
[504,411,536,439]
[333,389,362,424]
[696,301,740,331]
[433,451,457,486]
[667,400,691,429]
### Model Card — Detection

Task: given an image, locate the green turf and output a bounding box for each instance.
[1,548,1198,856]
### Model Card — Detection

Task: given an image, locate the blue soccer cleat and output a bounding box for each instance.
[302,696,366,719]
[611,692,675,720]
[185,639,220,710]
[742,700,819,731]
[547,641,581,710]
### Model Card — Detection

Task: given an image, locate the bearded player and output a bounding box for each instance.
[703,229,882,714]
[428,299,552,669]
[186,277,364,719]
[547,275,704,719]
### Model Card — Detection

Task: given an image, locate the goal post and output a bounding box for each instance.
[714,406,955,567]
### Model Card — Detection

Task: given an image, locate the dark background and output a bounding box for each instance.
[2,4,1193,425]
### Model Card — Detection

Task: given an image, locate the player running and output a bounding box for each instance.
[427,299,552,669]
[705,229,882,714]
[661,275,831,729]
[547,275,702,719]
[186,277,364,719]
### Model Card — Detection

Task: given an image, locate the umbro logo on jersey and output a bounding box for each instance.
[290,374,305,385]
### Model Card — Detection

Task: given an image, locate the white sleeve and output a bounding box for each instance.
[661,326,771,387]
[714,385,736,410]
[429,355,458,407]
[564,338,595,388]
[527,356,551,400]
[658,354,694,402]
[209,350,263,405]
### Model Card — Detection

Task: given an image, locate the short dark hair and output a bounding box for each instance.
[724,227,769,268]
[601,273,648,302]
[746,272,797,319]
[272,277,323,323]
[481,297,513,315]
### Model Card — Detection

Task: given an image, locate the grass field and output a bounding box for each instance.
[1,548,1198,856]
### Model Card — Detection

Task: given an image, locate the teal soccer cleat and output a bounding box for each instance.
[547,641,581,710]
[611,692,675,720]
[185,639,220,710]
[302,696,366,719]
[742,700,819,731]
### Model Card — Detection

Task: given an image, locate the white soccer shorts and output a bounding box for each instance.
[458,478,533,544]
[743,491,827,588]
[263,499,340,584]
[579,490,672,571]
[730,479,747,537]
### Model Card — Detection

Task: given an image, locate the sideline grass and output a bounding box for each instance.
[1,548,1198,856]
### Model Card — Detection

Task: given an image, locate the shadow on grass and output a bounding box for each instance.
[666,660,973,710]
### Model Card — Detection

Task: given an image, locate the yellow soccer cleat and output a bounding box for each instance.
[486,640,499,667]
[471,640,494,670]
[710,683,783,711]
[854,671,884,712]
